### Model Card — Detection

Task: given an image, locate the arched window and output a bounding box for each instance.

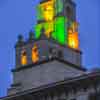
[32,44,39,63]
[66,6,72,20]
[21,50,27,65]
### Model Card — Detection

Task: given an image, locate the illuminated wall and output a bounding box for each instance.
[68,22,79,49]
[35,0,67,45]
[35,0,54,38]
[52,16,67,45]
[37,5,44,20]
[35,16,68,45]
[35,24,42,39]
[44,21,54,38]
[37,0,63,20]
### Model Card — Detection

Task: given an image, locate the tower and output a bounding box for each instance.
[36,0,79,48]
[8,0,83,96]
[15,0,81,69]
[1,0,100,100]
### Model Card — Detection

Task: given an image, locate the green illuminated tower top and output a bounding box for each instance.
[35,0,79,49]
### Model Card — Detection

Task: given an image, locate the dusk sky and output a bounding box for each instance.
[0,0,99,97]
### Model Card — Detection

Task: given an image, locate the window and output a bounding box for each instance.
[32,44,39,63]
[66,6,72,20]
[21,51,27,65]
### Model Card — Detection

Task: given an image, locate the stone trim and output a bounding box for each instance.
[12,57,86,72]
[1,72,100,100]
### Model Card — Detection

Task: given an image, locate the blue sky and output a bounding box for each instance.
[0,0,99,97]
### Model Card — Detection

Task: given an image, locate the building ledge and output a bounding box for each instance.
[12,57,86,73]
[1,71,100,100]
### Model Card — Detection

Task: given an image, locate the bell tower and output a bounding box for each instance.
[14,0,81,69]
[7,0,83,95]
[35,0,79,48]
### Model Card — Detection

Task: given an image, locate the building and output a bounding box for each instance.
[0,0,100,100]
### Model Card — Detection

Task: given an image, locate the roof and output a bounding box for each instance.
[0,71,100,100]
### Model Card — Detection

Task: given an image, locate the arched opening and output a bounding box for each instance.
[66,6,72,19]
[21,51,27,65]
[32,44,39,63]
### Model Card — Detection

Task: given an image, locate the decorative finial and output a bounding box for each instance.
[29,31,34,41]
[15,34,25,47]
[18,35,24,42]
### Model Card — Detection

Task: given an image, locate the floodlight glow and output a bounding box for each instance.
[32,44,39,63]
[21,51,27,65]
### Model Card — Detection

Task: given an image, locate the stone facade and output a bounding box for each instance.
[1,71,100,100]
[15,39,82,68]
[8,60,85,95]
